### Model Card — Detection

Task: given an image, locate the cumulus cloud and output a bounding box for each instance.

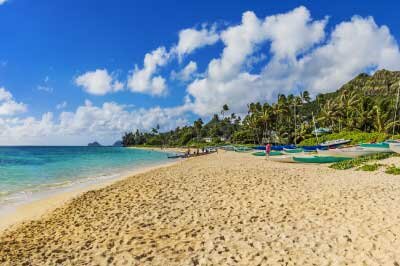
[264,6,327,59]
[0,87,27,116]
[171,61,198,81]
[0,101,190,145]
[185,7,400,116]
[127,47,170,96]
[75,69,123,96]
[175,25,219,59]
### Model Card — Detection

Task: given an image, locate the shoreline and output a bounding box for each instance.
[0,159,181,233]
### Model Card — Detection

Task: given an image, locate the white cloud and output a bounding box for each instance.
[75,69,123,96]
[0,0,7,5]
[264,6,327,59]
[56,101,68,110]
[0,101,190,145]
[127,47,170,96]
[0,87,27,116]
[185,7,400,116]
[254,15,400,98]
[171,61,198,81]
[175,26,219,59]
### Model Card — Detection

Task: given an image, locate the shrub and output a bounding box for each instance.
[299,131,391,146]
[330,153,393,170]
[357,163,381,171]
[385,165,400,175]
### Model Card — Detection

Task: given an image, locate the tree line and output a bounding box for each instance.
[122,70,400,147]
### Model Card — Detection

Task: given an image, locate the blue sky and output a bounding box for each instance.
[1,0,400,145]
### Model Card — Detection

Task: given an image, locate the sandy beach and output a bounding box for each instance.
[1,151,400,265]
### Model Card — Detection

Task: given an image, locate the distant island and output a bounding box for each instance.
[113,140,123,147]
[88,141,102,147]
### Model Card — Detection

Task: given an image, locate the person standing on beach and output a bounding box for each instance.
[265,143,271,159]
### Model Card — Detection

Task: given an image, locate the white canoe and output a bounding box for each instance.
[317,147,377,158]
[269,155,295,163]
[389,143,400,154]
[319,139,351,147]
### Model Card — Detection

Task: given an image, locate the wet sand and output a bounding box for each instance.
[1,151,400,265]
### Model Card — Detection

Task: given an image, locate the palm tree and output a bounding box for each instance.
[354,97,373,131]
[317,99,340,130]
[300,90,311,103]
[369,105,388,133]
[339,90,359,129]
[193,118,203,141]
[221,104,229,119]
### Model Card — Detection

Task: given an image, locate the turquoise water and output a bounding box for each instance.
[0,147,173,206]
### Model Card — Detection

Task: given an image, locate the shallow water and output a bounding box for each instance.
[0,146,172,207]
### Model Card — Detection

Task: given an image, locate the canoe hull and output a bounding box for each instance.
[389,143,400,154]
[293,155,351,163]
[360,143,392,153]
[317,148,377,158]
[252,151,283,156]
[282,148,303,154]
[269,155,295,163]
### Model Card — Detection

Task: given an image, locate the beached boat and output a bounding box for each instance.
[220,145,235,151]
[360,143,392,153]
[254,145,296,151]
[319,139,351,148]
[234,146,253,153]
[301,145,320,151]
[269,155,295,163]
[282,148,303,154]
[167,154,186,159]
[316,147,377,158]
[252,151,283,156]
[389,143,400,154]
[293,155,352,163]
[271,145,296,151]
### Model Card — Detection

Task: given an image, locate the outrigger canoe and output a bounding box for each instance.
[282,148,303,154]
[316,147,377,158]
[252,151,283,156]
[389,143,400,154]
[253,145,296,151]
[234,146,253,152]
[319,139,351,148]
[269,155,295,163]
[359,143,392,153]
[293,155,352,163]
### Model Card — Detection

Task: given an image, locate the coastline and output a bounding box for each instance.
[0,158,181,233]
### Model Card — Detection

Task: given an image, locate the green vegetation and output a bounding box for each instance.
[330,153,393,170]
[385,165,400,175]
[122,69,400,147]
[299,131,394,146]
[357,163,382,171]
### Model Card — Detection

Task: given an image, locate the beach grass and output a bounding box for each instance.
[385,164,400,175]
[357,163,382,171]
[329,152,393,170]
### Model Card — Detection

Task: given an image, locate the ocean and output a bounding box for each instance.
[0,146,174,211]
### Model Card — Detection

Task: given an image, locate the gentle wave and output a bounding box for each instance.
[0,147,175,211]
